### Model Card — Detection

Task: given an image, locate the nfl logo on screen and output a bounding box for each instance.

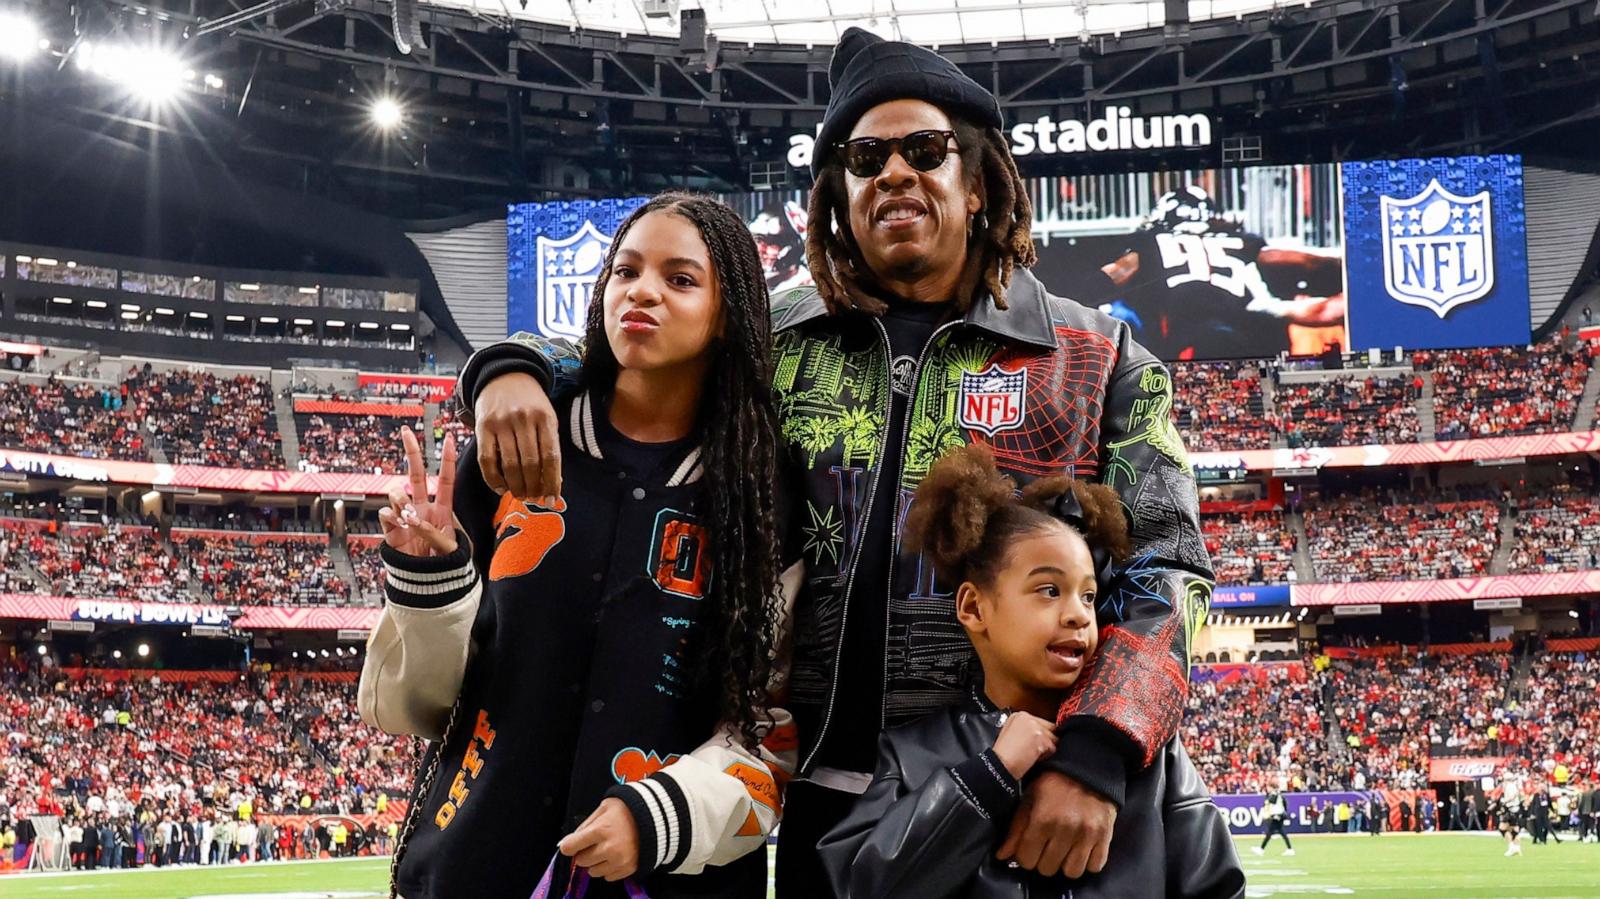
[958,365,1028,436]
[537,221,612,339]
[1379,179,1495,319]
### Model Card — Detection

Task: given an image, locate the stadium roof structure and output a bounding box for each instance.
[4,0,1599,219]
[418,0,1294,46]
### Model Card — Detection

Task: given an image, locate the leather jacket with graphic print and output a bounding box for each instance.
[453,268,1215,803]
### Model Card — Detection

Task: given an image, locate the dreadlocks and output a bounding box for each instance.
[805,116,1037,315]
[576,192,785,752]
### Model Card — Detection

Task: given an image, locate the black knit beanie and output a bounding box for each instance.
[814,27,1003,178]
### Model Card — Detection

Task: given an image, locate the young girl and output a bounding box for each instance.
[359,193,802,899]
[818,444,1243,899]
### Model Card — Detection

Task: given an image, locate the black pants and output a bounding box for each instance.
[1260,819,1292,850]
[774,780,861,899]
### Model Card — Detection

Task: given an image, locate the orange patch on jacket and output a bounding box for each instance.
[724,762,780,814]
[488,493,567,581]
[612,748,681,784]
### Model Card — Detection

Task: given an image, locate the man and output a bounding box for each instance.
[1253,790,1294,857]
[1579,778,1597,843]
[458,27,1214,897]
[1398,794,1412,832]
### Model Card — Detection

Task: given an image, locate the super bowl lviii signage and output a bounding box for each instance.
[1340,155,1530,352]
[506,197,648,338]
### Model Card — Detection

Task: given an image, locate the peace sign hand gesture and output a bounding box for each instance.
[379,427,458,558]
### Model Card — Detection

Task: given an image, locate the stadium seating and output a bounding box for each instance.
[1181,645,1594,797]
[1303,490,1501,582]
[1171,360,1275,452]
[346,537,385,604]
[1276,373,1422,448]
[1502,652,1599,785]
[1202,509,1297,585]
[0,368,282,468]
[432,404,470,461]
[0,660,417,842]
[1507,483,1600,574]
[177,531,352,606]
[1185,661,1335,794]
[1415,338,1593,440]
[295,412,419,475]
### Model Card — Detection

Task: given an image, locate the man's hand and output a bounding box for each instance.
[996,770,1116,879]
[473,370,562,503]
[558,797,640,882]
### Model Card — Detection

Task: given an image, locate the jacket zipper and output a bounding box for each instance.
[799,317,894,775]
[880,320,962,734]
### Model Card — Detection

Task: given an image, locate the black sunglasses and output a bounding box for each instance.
[833,129,959,179]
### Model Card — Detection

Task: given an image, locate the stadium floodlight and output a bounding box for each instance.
[113,650,122,660]
[36,644,47,656]
[0,12,41,62]
[77,42,189,105]
[137,643,150,657]
[371,96,404,130]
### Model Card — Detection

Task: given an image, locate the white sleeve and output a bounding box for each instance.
[357,536,481,742]
[609,560,804,874]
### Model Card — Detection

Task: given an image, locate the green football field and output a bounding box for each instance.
[2,834,1597,897]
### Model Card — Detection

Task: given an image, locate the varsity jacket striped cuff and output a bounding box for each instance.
[948,749,1021,822]
[606,775,694,875]
[379,536,477,610]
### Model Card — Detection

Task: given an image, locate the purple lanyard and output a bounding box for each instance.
[531,855,650,899]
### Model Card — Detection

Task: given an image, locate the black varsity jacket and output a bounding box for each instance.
[359,391,802,899]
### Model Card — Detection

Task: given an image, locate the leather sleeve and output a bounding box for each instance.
[1050,324,1215,789]
[454,332,584,427]
[817,736,1011,899]
[1163,745,1246,899]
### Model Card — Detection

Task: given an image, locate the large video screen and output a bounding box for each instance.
[1340,154,1530,353]
[506,155,1528,361]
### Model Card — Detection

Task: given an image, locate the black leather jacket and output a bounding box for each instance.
[818,688,1245,899]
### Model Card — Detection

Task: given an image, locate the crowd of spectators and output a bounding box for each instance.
[1170,360,1275,452]
[432,404,471,463]
[1507,482,1600,574]
[1202,509,1297,585]
[1416,338,1593,440]
[1276,373,1422,448]
[0,377,151,461]
[1328,654,1513,787]
[180,533,351,606]
[345,538,386,603]
[0,657,417,868]
[1184,661,1335,794]
[1499,652,1599,786]
[296,413,419,475]
[33,524,189,603]
[1303,488,1501,582]
[0,366,282,469]
[1182,645,1597,798]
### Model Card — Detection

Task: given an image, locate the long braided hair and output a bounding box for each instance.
[805,115,1038,315]
[577,192,785,750]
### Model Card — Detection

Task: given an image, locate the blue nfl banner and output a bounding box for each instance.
[1340,155,1530,352]
[506,197,649,338]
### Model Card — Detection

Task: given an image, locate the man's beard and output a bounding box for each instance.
[878,251,934,284]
